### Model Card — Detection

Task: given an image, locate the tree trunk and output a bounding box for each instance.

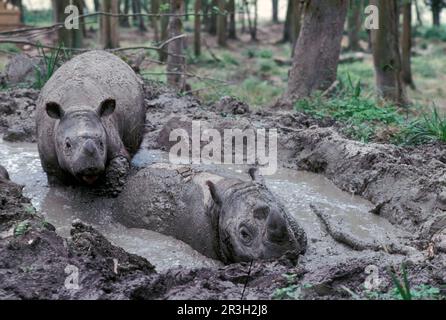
[209,0,218,35]
[120,0,130,27]
[414,0,423,26]
[272,0,279,23]
[194,0,202,56]
[401,0,415,89]
[282,0,291,42]
[289,0,302,56]
[100,0,119,49]
[151,0,160,42]
[185,0,190,20]
[347,0,363,51]
[217,0,227,46]
[432,0,442,26]
[52,0,84,48]
[228,0,237,39]
[167,0,186,91]
[159,0,170,61]
[243,0,257,41]
[132,0,147,31]
[286,0,348,101]
[94,0,100,11]
[371,0,406,105]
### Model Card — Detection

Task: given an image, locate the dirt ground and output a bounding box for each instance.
[1,80,445,300]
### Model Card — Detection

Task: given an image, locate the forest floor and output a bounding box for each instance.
[1,81,446,300]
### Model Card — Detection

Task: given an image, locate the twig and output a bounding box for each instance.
[241,260,254,300]
[202,39,221,62]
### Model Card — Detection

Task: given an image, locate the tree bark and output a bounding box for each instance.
[100,0,119,49]
[167,0,186,90]
[151,0,160,42]
[132,0,147,31]
[432,0,442,26]
[159,0,170,61]
[401,0,415,89]
[371,0,406,105]
[120,0,130,27]
[285,0,348,101]
[289,0,302,56]
[217,0,227,46]
[194,0,202,56]
[272,0,279,23]
[228,0,237,39]
[52,0,84,48]
[347,0,363,51]
[209,0,218,35]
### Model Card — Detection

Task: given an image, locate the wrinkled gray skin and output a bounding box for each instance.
[36,51,145,185]
[0,165,10,181]
[115,164,307,264]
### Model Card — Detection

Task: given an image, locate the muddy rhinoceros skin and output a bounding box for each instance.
[115,164,307,264]
[36,50,145,185]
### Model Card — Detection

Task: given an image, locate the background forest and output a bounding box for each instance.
[1,0,446,145]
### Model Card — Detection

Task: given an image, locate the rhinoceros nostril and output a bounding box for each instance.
[84,139,97,156]
[266,211,288,243]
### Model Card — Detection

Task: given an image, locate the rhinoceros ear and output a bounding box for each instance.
[206,180,222,206]
[98,98,116,117]
[46,102,64,119]
[248,167,265,185]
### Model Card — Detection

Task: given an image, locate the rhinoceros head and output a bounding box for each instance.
[206,168,307,264]
[45,98,115,185]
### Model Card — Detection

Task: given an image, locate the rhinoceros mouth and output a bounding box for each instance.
[81,175,99,185]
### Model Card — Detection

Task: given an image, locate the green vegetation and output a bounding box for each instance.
[272,273,302,300]
[23,8,53,27]
[415,26,446,42]
[34,43,66,89]
[403,107,446,144]
[294,78,407,143]
[14,221,30,237]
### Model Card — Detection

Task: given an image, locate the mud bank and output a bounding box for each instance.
[1,83,445,299]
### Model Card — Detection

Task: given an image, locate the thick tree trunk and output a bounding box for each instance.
[194,0,202,56]
[401,0,415,89]
[371,0,406,105]
[100,0,119,49]
[52,0,84,48]
[217,0,227,46]
[151,0,160,42]
[167,0,186,90]
[228,0,237,39]
[432,0,442,26]
[272,0,279,23]
[347,0,363,51]
[285,0,348,101]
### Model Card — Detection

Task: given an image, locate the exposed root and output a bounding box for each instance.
[310,204,407,255]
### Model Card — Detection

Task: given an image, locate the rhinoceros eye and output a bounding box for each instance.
[239,226,252,244]
[65,141,72,149]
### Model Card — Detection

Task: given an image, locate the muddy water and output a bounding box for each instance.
[0,138,220,271]
[0,139,408,271]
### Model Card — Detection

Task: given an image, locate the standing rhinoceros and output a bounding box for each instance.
[36,50,145,186]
